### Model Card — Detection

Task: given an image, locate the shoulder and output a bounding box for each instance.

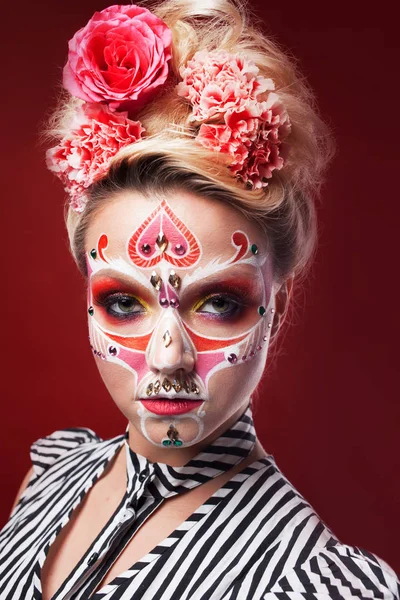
[262,538,400,599]
[30,427,102,478]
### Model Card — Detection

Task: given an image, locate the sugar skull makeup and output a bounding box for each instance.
[85,191,277,449]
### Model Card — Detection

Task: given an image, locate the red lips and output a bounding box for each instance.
[139,398,203,415]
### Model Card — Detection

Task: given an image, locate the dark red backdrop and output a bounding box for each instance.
[1,0,399,574]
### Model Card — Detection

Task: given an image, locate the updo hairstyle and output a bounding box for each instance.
[48,0,334,282]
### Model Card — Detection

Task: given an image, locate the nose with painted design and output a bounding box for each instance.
[146,312,196,376]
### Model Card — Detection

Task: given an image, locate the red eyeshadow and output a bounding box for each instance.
[91,276,130,298]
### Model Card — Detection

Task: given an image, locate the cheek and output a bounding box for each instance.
[207,351,266,403]
[95,360,136,415]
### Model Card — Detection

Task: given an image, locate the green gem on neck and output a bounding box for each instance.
[251,244,259,255]
[90,248,97,259]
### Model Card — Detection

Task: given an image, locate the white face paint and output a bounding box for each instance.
[86,191,277,453]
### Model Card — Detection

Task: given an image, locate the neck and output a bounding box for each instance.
[127,403,251,466]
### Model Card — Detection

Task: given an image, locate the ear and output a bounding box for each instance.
[270,275,294,340]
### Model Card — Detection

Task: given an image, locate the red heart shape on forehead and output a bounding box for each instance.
[128,199,201,268]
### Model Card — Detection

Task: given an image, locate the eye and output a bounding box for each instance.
[101,293,146,319]
[196,295,239,316]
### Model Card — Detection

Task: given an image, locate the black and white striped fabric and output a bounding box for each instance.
[0,406,399,599]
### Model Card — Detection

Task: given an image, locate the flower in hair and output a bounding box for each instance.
[63,5,172,111]
[177,50,275,122]
[46,104,144,212]
[178,50,291,189]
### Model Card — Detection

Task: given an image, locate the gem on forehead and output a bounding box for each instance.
[141,243,152,254]
[168,271,181,289]
[90,248,97,259]
[150,271,162,291]
[174,243,186,256]
[88,306,94,316]
[156,232,168,253]
[251,244,259,255]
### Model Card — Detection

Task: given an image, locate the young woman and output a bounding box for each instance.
[0,1,398,598]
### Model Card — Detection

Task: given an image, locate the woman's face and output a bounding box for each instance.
[85,189,279,449]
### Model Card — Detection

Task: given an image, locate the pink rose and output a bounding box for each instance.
[63,5,172,112]
[177,50,274,121]
[46,103,144,211]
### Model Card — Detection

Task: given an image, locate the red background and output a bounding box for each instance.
[1,0,399,574]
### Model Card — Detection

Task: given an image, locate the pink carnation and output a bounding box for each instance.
[197,94,291,188]
[63,4,172,112]
[46,104,144,212]
[232,132,284,189]
[177,50,275,121]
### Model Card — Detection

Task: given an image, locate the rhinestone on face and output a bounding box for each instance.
[242,355,247,361]
[173,440,183,447]
[271,308,275,314]
[150,271,162,291]
[88,306,94,316]
[263,335,268,342]
[156,232,168,253]
[162,378,172,392]
[160,297,169,308]
[141,243,151,254]
[154,380,161,394]
[227,353,238,364]
[174,244,186,256]
[250,351,255,357]
[258,306,266,316]
[168,271,181,289]
[163,330,172,348]
[257,345,262,351]
[268,322,272,328]
[167,425,179,441]
[90,248,97,259]
[108,346,118,356]
[146,383,153,397]
[251,244,259,255]
[169,298,180,309]
[162,439,172,446]
[172,378,182,393]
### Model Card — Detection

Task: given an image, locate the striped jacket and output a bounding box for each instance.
[0,407,399,599]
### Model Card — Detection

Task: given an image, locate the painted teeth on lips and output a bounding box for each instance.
[145,378,201,397]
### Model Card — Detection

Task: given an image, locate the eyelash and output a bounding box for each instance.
[193,293,243,320]
[95,292,146,320]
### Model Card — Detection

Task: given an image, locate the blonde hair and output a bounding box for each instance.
[51,0,334,280]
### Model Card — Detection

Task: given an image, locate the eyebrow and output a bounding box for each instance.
[89,258,153,291]
[90,269,154,295]
[180,262,267,294]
